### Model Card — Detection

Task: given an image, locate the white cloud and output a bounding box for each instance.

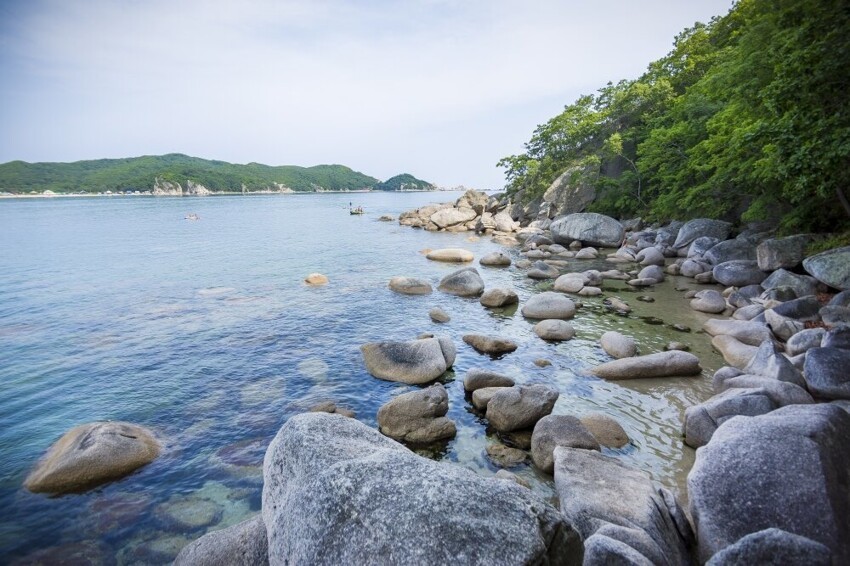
[0,0,734,187]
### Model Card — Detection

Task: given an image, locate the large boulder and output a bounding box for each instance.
[263,413,583,564]
[600,331,636,359]
[673,219,732,250]
[743,340,806,387]
[803,246,850,290]
[521,292,576,320]
[24,422,160,494]
[531,416,599,474]
[761,268,818,298]
[426,248,474,262]
[804,347,850,400]
[486,385,560,432]
[591,351,701,380]
[703,319,773,347]
[711,335,759,369]
[533,320,576,341]
[712,260,767,287]
[174,515,268,566]
[757,235,810,271]
[462,334,518,356]
[388,276,432,295]
[430,208,477,229]
[691,290,727,314]
[360,337,455,384]
[704,239,756,265]
[479,287,519,308]
[688,404,850,563]
[376,384,456,443]
[479,251,512,267]
[463,369,515,392]
[554,447,694,565]
[715,375,814,407]
[543,165,597,216]
[771,295,822,321]
[493,212,517,233]
[438,267,485,297]
[684,388,776,448]
[706,528,831,566]
[550,213,625,248]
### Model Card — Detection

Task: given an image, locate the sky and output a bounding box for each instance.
[0,0,734,189]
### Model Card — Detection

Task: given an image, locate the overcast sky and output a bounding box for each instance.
[0,0,733,189]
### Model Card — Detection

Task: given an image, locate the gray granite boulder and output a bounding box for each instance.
[462,334,518,356]
[743,340,806,387]
[764,309,805,342]
[430,209,477,230]
[757,235,810,271]
[429,307,450,323]
[761,268,818,298]
[471,387,507,411]
[706,528,831,566]
[711,335,759,368]
[703,319,773,346]
[533,320,576,341]
[673,218,732,250]
[463,369,514,392]
[803,246,850,290]
[635,246,665,266]
[24,421,161,494]
[591,351,701,380]
[600,331,636,359]
[377,384,456,444]
[174,516,268,566]
[712,260,767,287]
[479,251,512,267]
[360,337,455,384]
[688,236,720,258]
[655,222,683,247]
[554,447,694,565]
[479,287,518,308]
[550,213,624,248]
[715,375,814,406]
[437,267,485,297]
[426,248,474,262]
[578,414,630,448]
[705,239,756,265]
[691,290,727,314]
[553,274,586,294]
[804,347,850,400]
[821,305,850,327]
[388,277,432,295]
[681,258,711,278]
[521,292,576,320]
[684,388,777,448]
[822,325,850,349]
[486,385,559,432]
[531,416,599,474]
[637,265,665,283]
[688,404,850,563]
[527,260,560,279]
[262,413,583,564]
[771,295,822,321]
[786,327,826,356]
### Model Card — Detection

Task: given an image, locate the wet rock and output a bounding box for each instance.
[578,286,602,296]
[637,265,665,283]
[486,385,560,432]
[688,404,850,563]
[463,334,518,355]
[388,276,432,295]
[527,260,560,279]
[706,528,831,566]
[637,296,655,303]
[673,218,732,250]
[703,319,772,346]
[602,297,631,313]
[429,307,450,323]
[691,290,727,313]
[463,369,515,392]
[155,494,224,530]
[485,443,528,468]
[684,388,777,448]
[174,515,268,566]
[479,251,512,267]
[804,347,850,400]
[550,213,625,248]
[554,448,694,565]
[521,292,576,320]
[600,331,636,359]
[304,273,328,285]
[531,415,599,474]
[534,359,552,367]
[757,235,810,271]
[360,337,455,384]
[553,273,586,293]
[495,469,530,488]
[24,421,160,494]
[786,328,827,356]
[262,413,583,564]
[533,320,576,341]
[627,278,656,287]
[11,541,108,566]
[712,260,767,287]
[578,414,629,448]
[575,247,598,259]
[307,401,355,418]
[666,342,690,352]
[479,287,519,308]
[695,271,716,284]
[636,246,665,266]
[377,384,457,444]
[437,267,485,297]
[802,246,850,290]
[711,335,759,369]
[471,387,507,411]
[591,351,701,380]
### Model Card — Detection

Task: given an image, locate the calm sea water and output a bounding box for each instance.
[0,192,724,564]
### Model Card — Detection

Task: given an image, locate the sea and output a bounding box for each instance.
[0,191,724,563]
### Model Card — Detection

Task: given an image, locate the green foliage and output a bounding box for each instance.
[499,0,850,233]
[0,154,380,193]
[373,173,434,191]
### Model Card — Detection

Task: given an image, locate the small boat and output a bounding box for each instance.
[349,206,365,215]
[185,213,200,220]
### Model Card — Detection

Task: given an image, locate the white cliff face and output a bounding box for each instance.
[271,182,294,193]
[185,180,211,196]
[152,177,182,196]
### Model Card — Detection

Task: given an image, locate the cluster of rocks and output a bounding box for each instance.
[398,189,519,234]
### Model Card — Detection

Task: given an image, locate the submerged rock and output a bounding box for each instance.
[262,413,583,564]
[175,516,267,565]
[24,421,160,494]
[591,351,701,380]
[304,273,329,285]
[462,334,518,355]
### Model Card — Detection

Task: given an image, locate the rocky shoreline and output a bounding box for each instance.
[19,189,850,564]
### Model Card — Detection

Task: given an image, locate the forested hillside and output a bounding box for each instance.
[499,0,850,232]
[373,174,435,191]
[0,154,382,193]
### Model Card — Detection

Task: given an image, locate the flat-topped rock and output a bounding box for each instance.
[361,337,455,384]
[24,421,161,494]
[479,287,518,308]
[426,248,474,262]
[462,334,518,355]
[550,213,624,248]
[591,351,701,380]
[531,415,599,474]
[388,276,432,295]
[479,251,512,267]
[463,369,515,392]
[486,385,559,432]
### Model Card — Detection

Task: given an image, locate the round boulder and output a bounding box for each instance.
[304,273,328,285]
[534,320,576,341]
[712,261,767,287]
[550,213,625,248]
[479,288,519,308]
[531,415,600,474]
[691,290,727,314]
[486,385,560,432]
[438,267,485,297]
[377,384,457,444]
[578,413,630,448]
[479,252,512,267]
[360,337,455,384]
[600,331,636,359]
[521,292,576,320]
[388,276,432,295]
[429,307,450,323]
[24,422,161,494]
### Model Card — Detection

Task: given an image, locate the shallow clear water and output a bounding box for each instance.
[0,193,724,563]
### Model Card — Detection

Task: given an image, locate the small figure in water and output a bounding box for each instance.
[185,213,200,220]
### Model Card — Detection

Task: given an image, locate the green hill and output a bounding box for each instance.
[0,154,382,194]
[373,173,435,191]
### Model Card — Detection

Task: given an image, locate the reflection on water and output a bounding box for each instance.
[0,193,723,562]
